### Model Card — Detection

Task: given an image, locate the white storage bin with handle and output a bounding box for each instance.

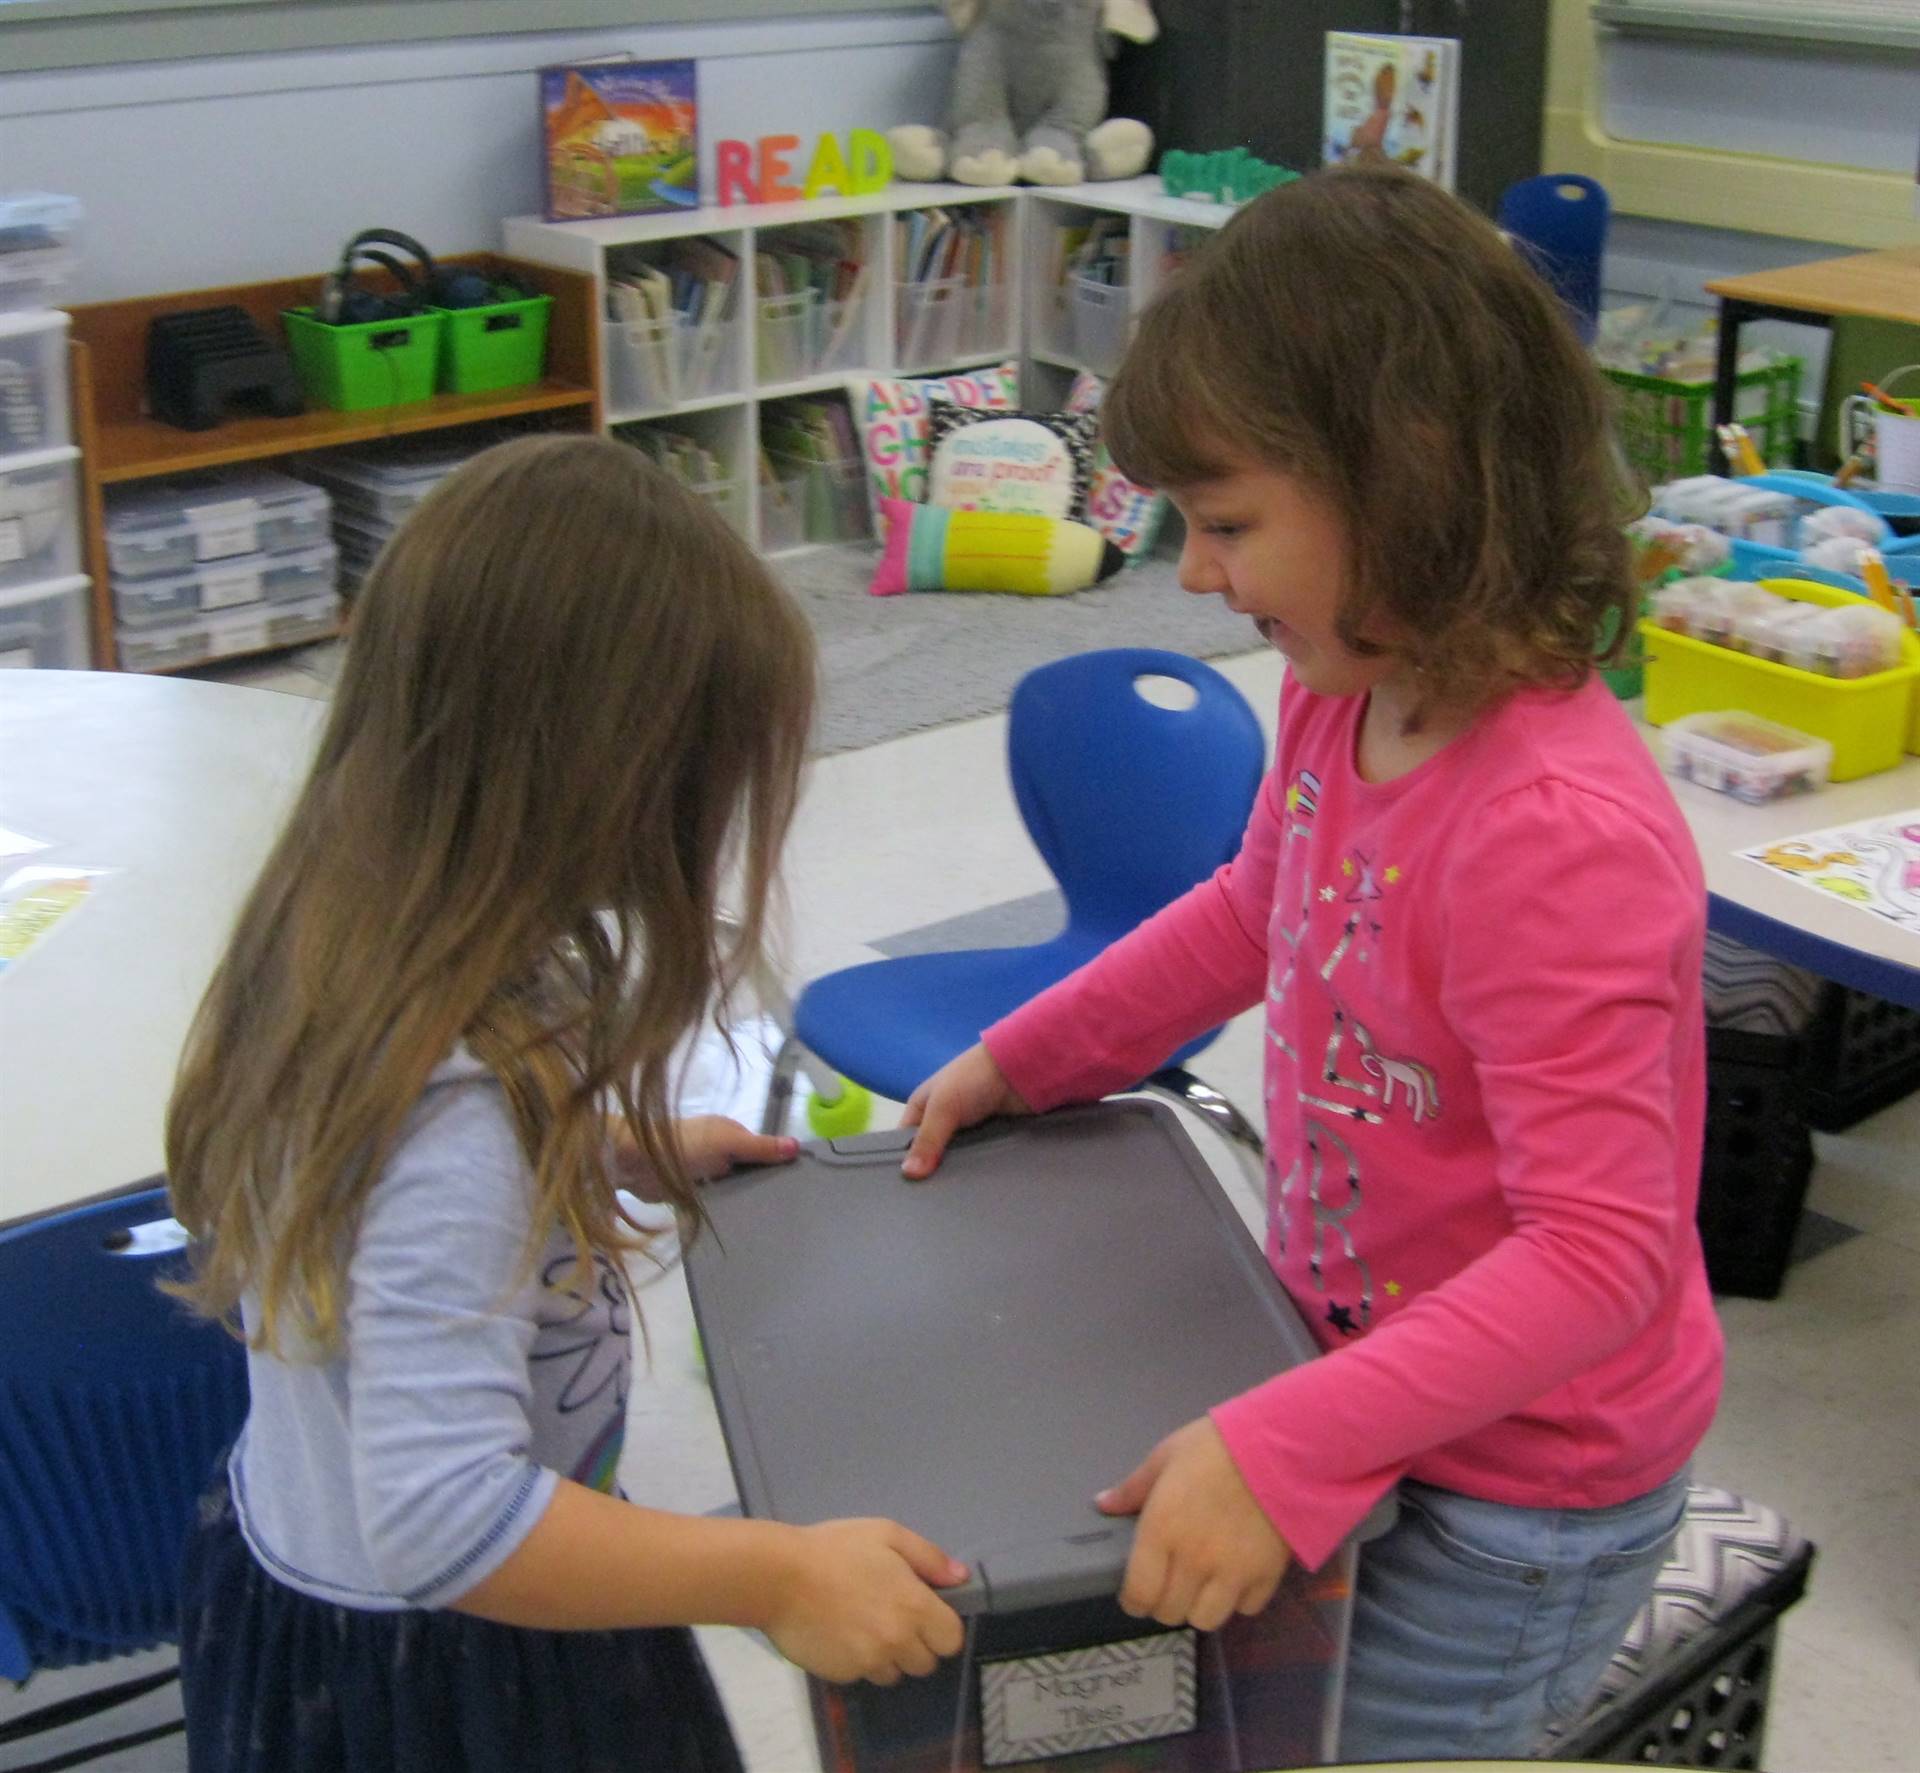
[0,446,82,594]
[0,572,91,670]
[0,311,72,459]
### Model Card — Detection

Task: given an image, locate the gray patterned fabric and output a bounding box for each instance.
[1702,931,1824,1036]
[1589,1484,1805,1706]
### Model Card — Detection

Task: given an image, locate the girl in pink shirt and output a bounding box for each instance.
[899,164,1723,1760]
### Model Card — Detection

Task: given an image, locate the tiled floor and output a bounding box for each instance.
[6,646,1917,1769]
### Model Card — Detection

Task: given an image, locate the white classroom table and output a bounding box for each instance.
[0,670,322,1227]
[4,668,1920,1228]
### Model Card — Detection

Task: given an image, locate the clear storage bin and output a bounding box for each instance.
[1665,712,1833,805]
[0,194,82,314]
[608,310,741,414]
[0,445,81,594]
[685,1104,1390,1773]
[768,452,870,545]
[116,586,343,674]
[756,293,863,386]
[687,473,748,540]
[105,467,332,582]
[895,277,967,368]
[0,310,72,458]
[1067,274,1130,379]
[112,541,338,629]
[0,571,90,670]
[759,469,807,553]
[288,437,479,526]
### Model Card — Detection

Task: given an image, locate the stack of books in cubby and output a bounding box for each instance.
[615,421,745,536]
[893,204,1010,373]
[755,221,870,387]
[1045,215,1131,381]
[0,194,88,669]
[759,397,867,553]
[606,239,742,417]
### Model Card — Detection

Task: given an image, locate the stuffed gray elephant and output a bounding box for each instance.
[891,0,1159,187]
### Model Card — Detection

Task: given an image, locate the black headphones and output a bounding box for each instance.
[316,228,530,326]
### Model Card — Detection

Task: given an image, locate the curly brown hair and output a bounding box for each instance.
[1104,163,1643,707]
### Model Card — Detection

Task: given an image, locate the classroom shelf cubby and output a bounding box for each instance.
[504,178,1233,558]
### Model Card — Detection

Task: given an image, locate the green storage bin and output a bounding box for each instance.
[1603,355,1802,487]
[283,306,444,413]
[434,293,552,395]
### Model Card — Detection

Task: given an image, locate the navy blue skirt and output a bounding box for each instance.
[179,1474,744,1773]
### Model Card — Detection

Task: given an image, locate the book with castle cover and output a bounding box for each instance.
[540,59,699,222]
[1323,32,1459,191]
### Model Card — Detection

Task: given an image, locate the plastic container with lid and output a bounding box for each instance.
[1664,712,1833,805]
[0,311,72,458]
[0,194,82,313]
[288,434,489,527]
[111,541,337,629]
[0,571,91,670]
[686,1101,1393,1773]
[104,468,332,582]
[116,586,343,674]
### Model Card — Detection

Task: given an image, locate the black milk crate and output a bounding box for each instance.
[1700,1025,1815,1301]
[1803,984,1920,1133]
[1553,1545,1814,1767]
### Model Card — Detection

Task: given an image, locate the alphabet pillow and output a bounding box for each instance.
[924,405,1099,522]
[1066,370,1168,562]
[846,361,1020,524]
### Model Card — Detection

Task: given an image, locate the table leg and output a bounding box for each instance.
[1711,299,1750,474]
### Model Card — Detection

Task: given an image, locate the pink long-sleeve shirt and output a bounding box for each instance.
[985,676,1724,1570]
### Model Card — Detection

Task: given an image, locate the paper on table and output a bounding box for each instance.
[0,865,108,979]
[1741,809,1920,935]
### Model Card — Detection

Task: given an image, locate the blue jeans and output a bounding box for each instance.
[1337,1469,1690,1763]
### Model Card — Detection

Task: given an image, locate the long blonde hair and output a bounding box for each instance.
[167,434,816,1354]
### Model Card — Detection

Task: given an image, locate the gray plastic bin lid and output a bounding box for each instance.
[685,1099,1391,1618]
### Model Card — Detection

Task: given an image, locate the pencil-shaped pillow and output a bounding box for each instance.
[867,498,1125,597]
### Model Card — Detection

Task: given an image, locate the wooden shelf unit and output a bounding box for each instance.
[65,252,601,670]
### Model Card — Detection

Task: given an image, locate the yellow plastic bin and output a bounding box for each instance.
[1641,576,1920,782]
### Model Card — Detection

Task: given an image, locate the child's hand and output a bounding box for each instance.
[1096,1418,1291,1632]
[609,1114,798,1200]
[763,1519,969,1685]
[899,1043,1032,1178]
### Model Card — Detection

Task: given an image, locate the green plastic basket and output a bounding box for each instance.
[434,293,552,395]
[283,306,444,413]
[1603,356,1802,486]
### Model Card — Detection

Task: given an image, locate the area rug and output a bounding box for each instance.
[774,544,1261,754]
[277,543,1259,755]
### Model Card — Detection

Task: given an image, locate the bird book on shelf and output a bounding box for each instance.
[1322,31,1459,191]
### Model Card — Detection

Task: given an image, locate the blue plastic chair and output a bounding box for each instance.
[0,1187,248,1763]
[1498,173,1610,345]
[774,649,1268,1152]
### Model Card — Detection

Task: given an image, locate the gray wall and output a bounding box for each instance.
[0,10,954,303]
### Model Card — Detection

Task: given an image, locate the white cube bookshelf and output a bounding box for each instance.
[503,178,1232,557]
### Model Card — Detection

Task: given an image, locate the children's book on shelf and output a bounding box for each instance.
[761,396,865,541]
[754,220,869,369]
[606,238,740,404]
[540,58,699,221]
[1323,32,1459,190]
[1052,215,1129,289]
[614,425,728,497]
[894,205,1007,291]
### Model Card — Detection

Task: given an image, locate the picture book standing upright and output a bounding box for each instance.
[1323,32,1459,189]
